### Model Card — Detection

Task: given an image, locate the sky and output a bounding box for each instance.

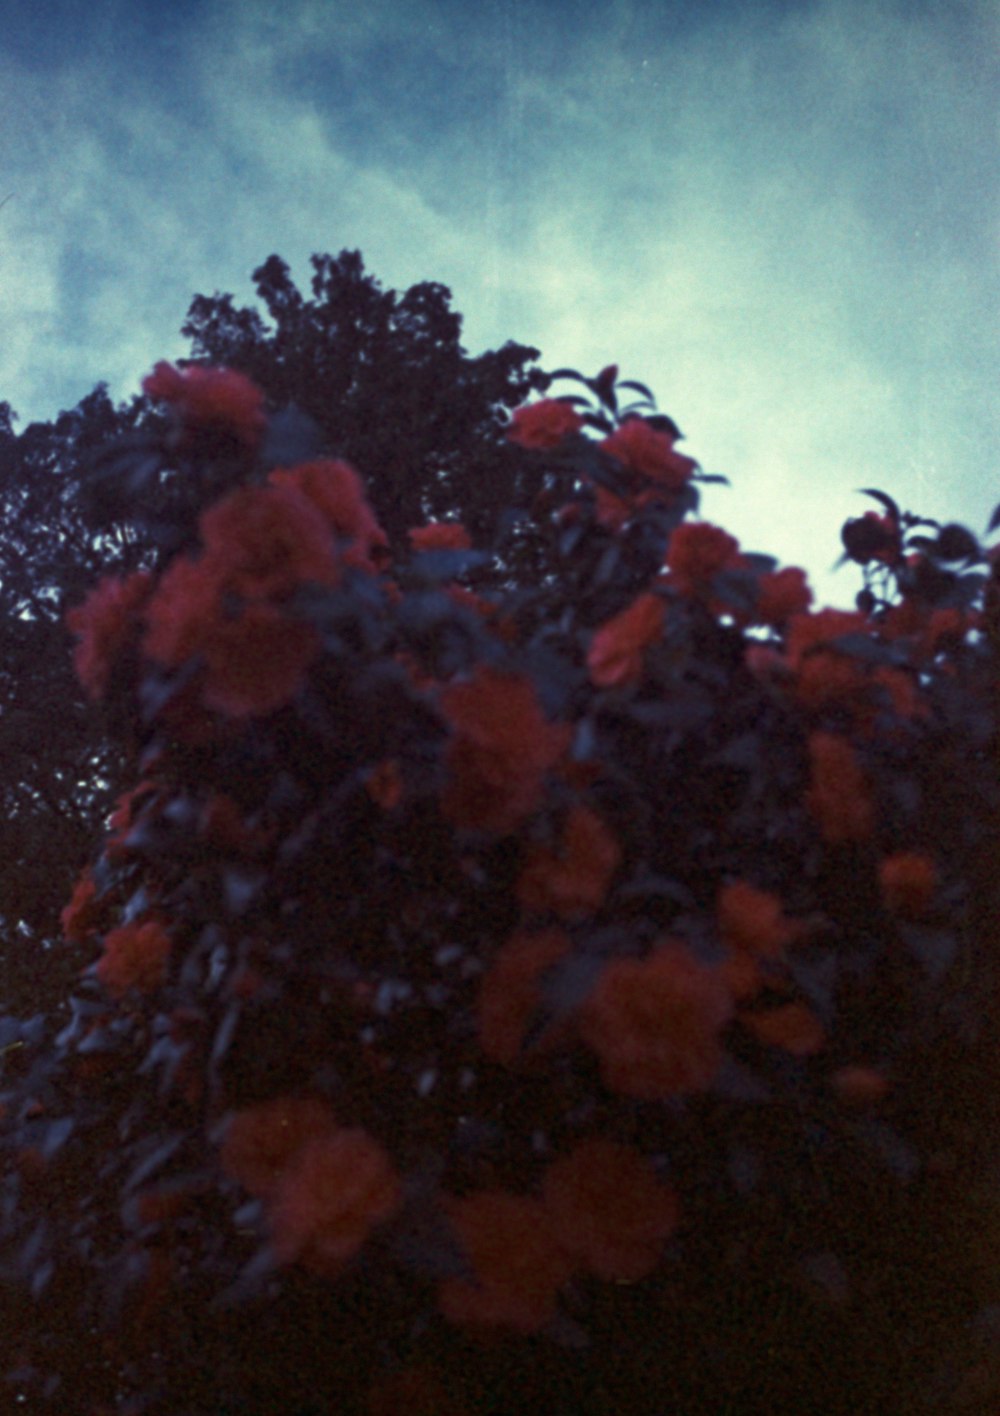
[0,0,996,608]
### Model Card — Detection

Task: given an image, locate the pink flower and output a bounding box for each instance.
[143,361,266,450]
[506,398,584,450]
[587,592,665,687]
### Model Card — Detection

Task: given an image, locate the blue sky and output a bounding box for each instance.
[0,0,996,606]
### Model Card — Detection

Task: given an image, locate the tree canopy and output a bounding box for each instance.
[0,251,548,1015]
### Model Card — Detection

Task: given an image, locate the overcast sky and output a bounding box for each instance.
[1,0,996,606]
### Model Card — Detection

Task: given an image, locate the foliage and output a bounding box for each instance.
[180,249,549,550]
[0,253,547,1017]
[2,357,1000,1415]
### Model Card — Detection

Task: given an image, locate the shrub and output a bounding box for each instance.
[3,362,1000,1414]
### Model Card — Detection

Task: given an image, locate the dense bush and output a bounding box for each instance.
[2,357,1000,1414]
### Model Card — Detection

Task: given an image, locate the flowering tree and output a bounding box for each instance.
[2,357,1000,1414]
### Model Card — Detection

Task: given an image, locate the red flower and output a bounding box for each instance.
[506,398,584,450]
[587,592,665,688]
[440,668,571,833]
[267,1128,401,1276]
[365,758,404,810]
[542,1137,679,1282]
[754,566,813,626]
[61,869,103,943]
[516,805,621,918]
[440,1190,573,1333]
[806,732,876,843]
[878,852,936,918]
[199,483,340,600]
[268,460,389,569]
[143,556,320,718]
[220,1095,338,1198]
[580,942,733,1098]
[785,608,867,669]
[830,1065,890,1108]
[143,361,266,450]
[65,570,153,700]
[717,880,797,959]
[478,928,572,1065]
[665,522,742,596]
[600,418,697,490]
[197,602,320,718]
[742,1001,825,1056]
[408,521,472,552]
[96,918,171,997]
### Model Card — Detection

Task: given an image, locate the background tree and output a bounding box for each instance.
[0,252,550,1018]
[180,250,550,551]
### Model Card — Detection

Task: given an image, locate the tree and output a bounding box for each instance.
[0,386,146,1013]
[181,250,549,552]
[0,253,550,1016]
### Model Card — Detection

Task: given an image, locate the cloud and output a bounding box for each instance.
[0,0,993,607]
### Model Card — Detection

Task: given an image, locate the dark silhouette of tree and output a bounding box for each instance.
[0,387,146,1011]
[180,250,549,550]
[0,252,550,1016]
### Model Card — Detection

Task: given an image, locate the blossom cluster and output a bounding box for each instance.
[6,357,996,1413]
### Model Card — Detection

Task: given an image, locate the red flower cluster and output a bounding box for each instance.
[878,852,936,917]
[269,459,389,570]
[221,1098,400,1277]
[143,360,266,450]
[408,521,472,552]
[220,1095,338,1197]
[477,928,571,1065]
[541,1137,679,1282]
[717,880,797,959]
[806,732,875,843]
[439,1190,573,1332]
[580,942,733,1098]
[506,398,584,449]
[440,668,571,833]
[600,417,698,491]
[665,521,742,597]
[516,804,621,918]
[96,918,171,997]
[61,868,103,943]
[65,570,153,701]
[587,592,665,688]
[754,566,813,626]
[143,479,353,717]
[267,1128,401,1277]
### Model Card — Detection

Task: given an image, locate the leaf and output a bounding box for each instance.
[900,922,957,981]
[856,487,901,522]
[616,379,656,402]
[986,502,1000,536]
